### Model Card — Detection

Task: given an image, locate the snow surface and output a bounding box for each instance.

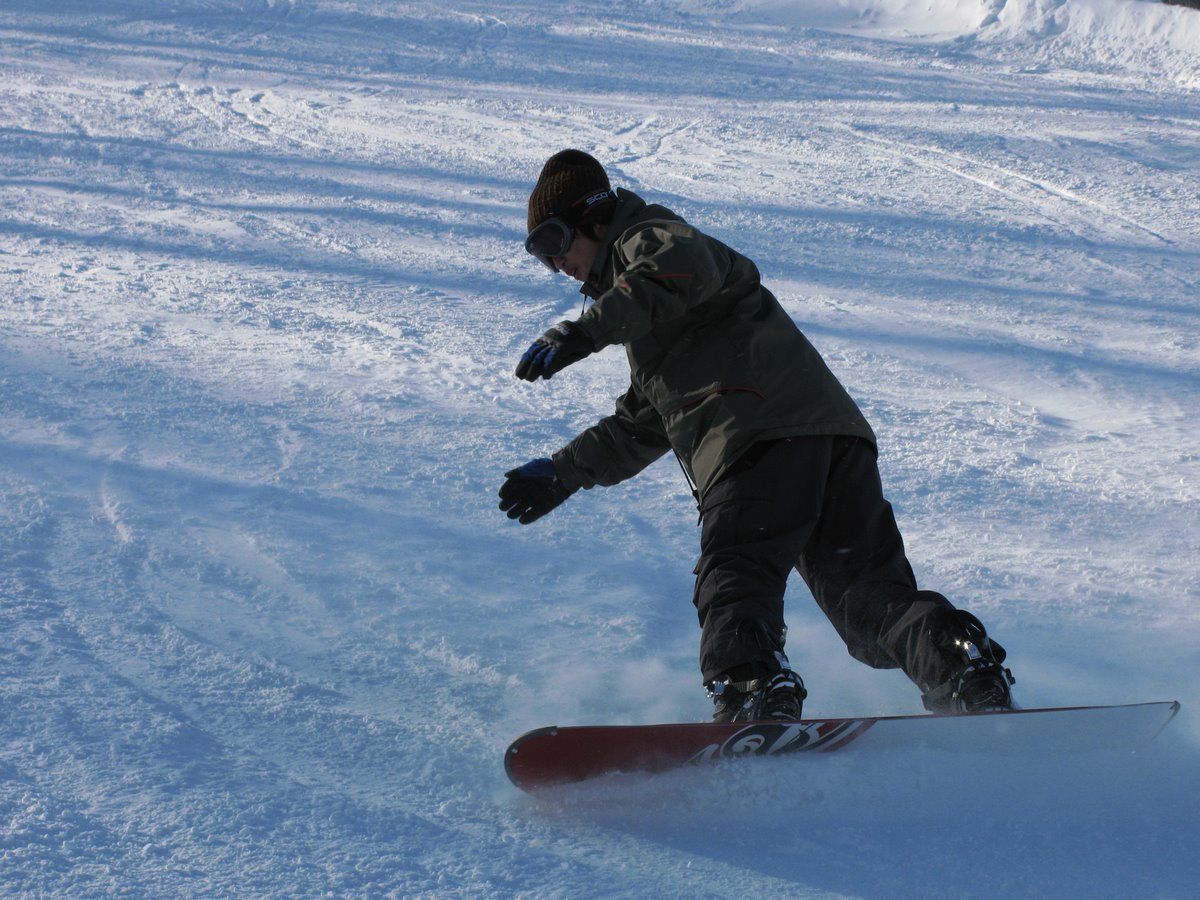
[2,0,1198,896]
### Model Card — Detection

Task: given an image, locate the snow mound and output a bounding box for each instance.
[976,0,1200,86]
[685,0,999,38]
[681,0,1200,85]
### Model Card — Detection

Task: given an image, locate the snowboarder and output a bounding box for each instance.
[500,149,1015,721]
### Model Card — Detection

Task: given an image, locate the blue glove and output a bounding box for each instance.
[498,458,576,524]
[515,321,595,381]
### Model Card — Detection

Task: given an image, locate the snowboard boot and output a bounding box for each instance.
[709,652,807,722]
[921,610,1015,714]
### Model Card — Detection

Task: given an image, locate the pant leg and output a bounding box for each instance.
[693,437,831,682]
[694,434,967,693]
[794,436,959,692]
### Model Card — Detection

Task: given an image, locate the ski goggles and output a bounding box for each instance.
[524,217,574,271]
[524,188,614,270]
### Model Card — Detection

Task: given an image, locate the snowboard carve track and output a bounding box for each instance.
[842,123,1173,246]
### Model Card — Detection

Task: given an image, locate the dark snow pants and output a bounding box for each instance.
[693,435,958,692]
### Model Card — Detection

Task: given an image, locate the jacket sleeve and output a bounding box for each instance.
[575,222,736,350]
[551,384,672,491]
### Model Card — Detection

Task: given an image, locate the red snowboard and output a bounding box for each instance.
[505,701,1180,792]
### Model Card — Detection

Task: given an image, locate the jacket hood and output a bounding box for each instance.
[581,188,684,299]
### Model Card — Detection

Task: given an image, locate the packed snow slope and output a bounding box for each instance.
[2,0,1198,896]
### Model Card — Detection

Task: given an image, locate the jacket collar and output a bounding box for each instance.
[580,187,648,300]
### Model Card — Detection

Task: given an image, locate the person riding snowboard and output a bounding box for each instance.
[500,149,1015,722]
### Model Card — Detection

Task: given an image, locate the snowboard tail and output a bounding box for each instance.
[505,700,1180,792]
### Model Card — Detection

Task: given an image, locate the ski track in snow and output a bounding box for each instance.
[1,1,1198,896]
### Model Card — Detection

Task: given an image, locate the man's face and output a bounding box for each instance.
[553,227,606,283]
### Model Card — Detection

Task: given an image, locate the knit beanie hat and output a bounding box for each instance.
[527,149,615,233]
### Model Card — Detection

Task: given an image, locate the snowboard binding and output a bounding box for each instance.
[922,610,1015,714]
[709,651,807,722]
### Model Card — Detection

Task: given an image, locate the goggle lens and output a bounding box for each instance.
[524,219,573,269]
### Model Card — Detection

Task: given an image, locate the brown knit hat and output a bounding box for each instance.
[527,149,615,233]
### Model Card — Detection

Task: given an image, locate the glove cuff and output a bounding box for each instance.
[570,317,604,352]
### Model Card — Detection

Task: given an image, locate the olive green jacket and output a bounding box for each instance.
[551,189,876,501]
